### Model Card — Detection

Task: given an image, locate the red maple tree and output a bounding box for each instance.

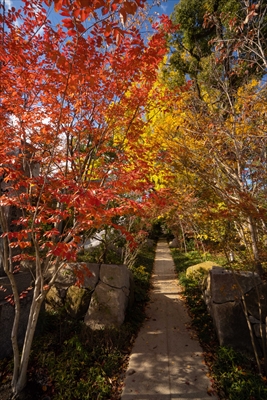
[0,0,168,394]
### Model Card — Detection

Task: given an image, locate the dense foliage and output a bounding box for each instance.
[148,0,267,277]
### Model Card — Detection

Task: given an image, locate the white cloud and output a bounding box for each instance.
[5,0,13,10]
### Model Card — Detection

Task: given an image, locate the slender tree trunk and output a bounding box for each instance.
[234,220,247,248]
[231,262,263,375]
[11,240,47,396]
[248,216,264,276]
[241,292,263,376]
[6,268,21,390]
[0,209,21,390]
[179,219,187,253]
[255,282,267,376]
[13,293,45,395]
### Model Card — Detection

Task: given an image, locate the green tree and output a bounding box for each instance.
[167,0,267,105]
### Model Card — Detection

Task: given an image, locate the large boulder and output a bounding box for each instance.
[205,267,261,304]
[84,264,132,329]
[65,286,92,319]
[45,263,100,317]
[84,282,128,329]
[245,282,267,321]
[169,237,179,248]
[46,263,134,329]
[47,262,100,290]
[212,301,253,354]
[100,264,131,293]
[203,267,264,356]
[101,263,134,307]
[45,286,65,311]
[45,262,134,327]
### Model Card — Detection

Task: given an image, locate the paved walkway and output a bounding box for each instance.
[121,240,217,400]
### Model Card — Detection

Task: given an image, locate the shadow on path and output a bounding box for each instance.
[121,240,217,400]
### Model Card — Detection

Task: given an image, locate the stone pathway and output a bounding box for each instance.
[121,239,217,400]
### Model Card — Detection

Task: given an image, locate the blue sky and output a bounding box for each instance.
[3,0,177,18]
[149,0,176,16]
[2,0,178,38]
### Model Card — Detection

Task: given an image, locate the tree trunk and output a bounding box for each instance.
[13,293,45,396]
[178,219,187,253]
[248,215,264,276]
[0,209,21,390]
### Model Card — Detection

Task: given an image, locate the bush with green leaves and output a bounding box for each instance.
[213,347,267,400]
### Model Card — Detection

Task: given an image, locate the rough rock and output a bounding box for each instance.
[253,323,267,340]
[65,286,91,319]
[84,264,132,329]
[45,262,133,329]
[212,301,253,354]
[128,271,135,309]
[249,315,260,324]
[244,282,267,321]
[45,286,64,311]
[205,267,261,304]
[203,267,264,356]
[84,281,128,329]
[47,262,100,290]
[100,264,131,293]
[169,237,179,248]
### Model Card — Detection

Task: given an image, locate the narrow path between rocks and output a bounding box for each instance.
[121,239,217,400]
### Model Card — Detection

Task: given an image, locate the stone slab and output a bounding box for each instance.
[100,263,130,289]
[84,281,128,329]
[209,267,261,303]
[212,301,254,355]
[47,262,100,290]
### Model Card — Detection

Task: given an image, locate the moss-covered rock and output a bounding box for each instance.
[45,286,64,312]
[186,261,219,279]
[65,286,92,319]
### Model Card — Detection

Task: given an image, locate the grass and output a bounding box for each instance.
[171,248,267,400]
[0,241,156,400]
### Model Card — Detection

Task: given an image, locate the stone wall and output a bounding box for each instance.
[0,263,134,359]
[46,262,134,329]
[202,266,266,356]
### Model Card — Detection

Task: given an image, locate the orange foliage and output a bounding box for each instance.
[0,1,169,261]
